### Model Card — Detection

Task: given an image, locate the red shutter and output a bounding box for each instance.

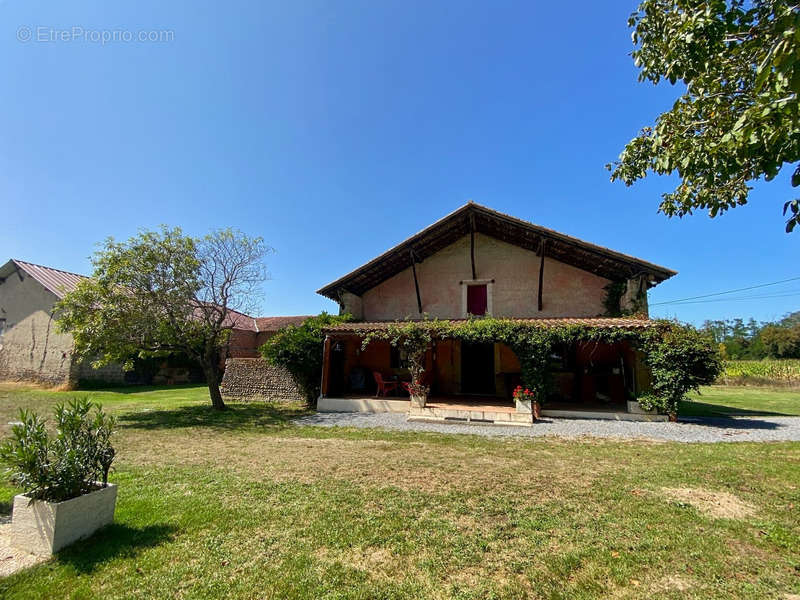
[467,284,487,316]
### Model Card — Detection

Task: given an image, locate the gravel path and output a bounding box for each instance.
[297,412,800,443]
[0,525,46,577]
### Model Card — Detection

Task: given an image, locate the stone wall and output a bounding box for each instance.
[220,358,305,402]
[76,360,127,385]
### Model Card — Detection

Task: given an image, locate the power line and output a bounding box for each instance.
[657,291,800,305]
[650,276,800,306]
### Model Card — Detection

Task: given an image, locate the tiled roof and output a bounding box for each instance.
[222,308,258,332]
[7,259,87,299]
[317,202,677,301]
[1,258,289,334]
[324,317,658,334]
[255,316,312,332]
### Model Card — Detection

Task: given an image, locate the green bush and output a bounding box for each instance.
[636,393,669,413]
[0,397,116,502]
[642,324,723,415]
[260,313,352,403]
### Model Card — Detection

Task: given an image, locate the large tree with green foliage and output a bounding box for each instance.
[56,227,271,410]
[609,0,800,232]
[701,311,800,358]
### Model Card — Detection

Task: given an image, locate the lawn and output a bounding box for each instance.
[0,384,798,599]
[682,385,800,417]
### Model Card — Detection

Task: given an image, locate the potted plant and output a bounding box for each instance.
[513,386,540,420]
[627,394,657,415]
[406,381,429,408]
[634,393,678,421]
[0,398,117,556]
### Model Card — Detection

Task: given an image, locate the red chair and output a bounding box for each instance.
[373,371,399,397]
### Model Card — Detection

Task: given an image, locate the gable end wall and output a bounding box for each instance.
[359,233,612,320]
[0,271,77,385]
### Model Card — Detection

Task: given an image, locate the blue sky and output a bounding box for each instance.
[1,0,797,325]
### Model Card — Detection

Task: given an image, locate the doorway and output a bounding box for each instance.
[328,339,346,396]
[460,342,495,395]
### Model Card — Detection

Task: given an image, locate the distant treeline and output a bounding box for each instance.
[701,311,800,360]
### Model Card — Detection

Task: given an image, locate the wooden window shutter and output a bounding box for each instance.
[467,284,488,316]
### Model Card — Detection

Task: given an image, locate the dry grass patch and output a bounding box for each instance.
[116,428,613,495]
[652,574,693,593]
[314,545,415,581]
[661,487,756,519]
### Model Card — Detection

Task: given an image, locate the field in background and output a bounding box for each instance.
[717,359,800,387]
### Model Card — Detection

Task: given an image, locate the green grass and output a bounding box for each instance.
[0,384,799,599]
[682,385,800,417]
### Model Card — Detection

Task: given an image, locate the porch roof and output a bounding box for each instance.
[323,317,658,335]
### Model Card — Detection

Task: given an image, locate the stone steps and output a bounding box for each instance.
[408,405,534,426]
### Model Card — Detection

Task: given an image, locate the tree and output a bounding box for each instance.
[609,1,800,232]
[260,313,351,403]
[56,227,271,410]
[761,320,800,357]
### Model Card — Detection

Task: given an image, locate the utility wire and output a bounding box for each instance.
[650,276,800,306]
[657,291,800,305]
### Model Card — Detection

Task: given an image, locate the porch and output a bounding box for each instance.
[317,395,668,423]
[318,318,666,423]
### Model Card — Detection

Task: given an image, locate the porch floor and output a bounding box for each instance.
[317,396,667,422]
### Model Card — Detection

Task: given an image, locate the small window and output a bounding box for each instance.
[467,284,488,316]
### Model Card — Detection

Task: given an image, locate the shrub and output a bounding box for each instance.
[636,392,669,413]
[0,397,116,502]
[261,313,352,403]
[642,324,723,415]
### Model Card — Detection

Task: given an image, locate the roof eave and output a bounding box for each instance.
[316,203,677,300]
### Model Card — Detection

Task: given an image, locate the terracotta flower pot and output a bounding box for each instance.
[668,412,678,422]
[532,401,542,421]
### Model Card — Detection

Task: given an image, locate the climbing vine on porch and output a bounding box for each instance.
[359,317,721,416]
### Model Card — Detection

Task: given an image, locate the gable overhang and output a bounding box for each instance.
[316,203,677,302]
[0,260,22,285]
[0,259,87,299]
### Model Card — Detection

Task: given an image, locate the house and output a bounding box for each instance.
[227,316,313,359]
[315,203,677,423]
[0,258,304,387]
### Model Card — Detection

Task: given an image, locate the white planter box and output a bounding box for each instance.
[10,483,117,556]
[410,394,427,408]
[627,400,657,415]
[515,398,532,413]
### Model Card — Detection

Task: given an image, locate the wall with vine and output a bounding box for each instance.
[360,317,721,416]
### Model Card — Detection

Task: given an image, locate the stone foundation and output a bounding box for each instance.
[220,358,304,403]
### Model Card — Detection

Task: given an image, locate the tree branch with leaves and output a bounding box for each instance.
[56,227,272,410]
[609,0,800,232]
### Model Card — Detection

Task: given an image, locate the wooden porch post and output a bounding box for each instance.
[537,239,546,311]
[410,249,423,314]
[320,335,332,398]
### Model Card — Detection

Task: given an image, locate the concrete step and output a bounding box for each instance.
[408,405,533,426]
